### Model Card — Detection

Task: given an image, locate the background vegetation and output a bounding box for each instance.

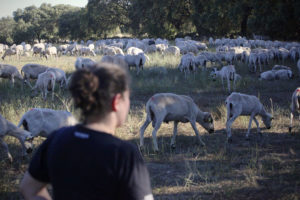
[0,0,299,44]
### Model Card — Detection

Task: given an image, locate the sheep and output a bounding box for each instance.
[18,108,78,138]
[289,87,300,133]
[0,114,33,162]
[225,92,273,142]
[46,67,68,88]
[31,71,56,101]
[272,65,291,71]
[164,46,180,56]
[259,70,276,81]
[123,53,146,75]
[210,65,236,93]
[21,64,49,88]
[100,55,129,70]
[0,64,23,87]
[274,69,293,80]
[139,93,214,151]
[42,46,58,59]
[79,47,96,56]
[126,47,144,55]
[178,53,196,78]
[1,49,16,60]
[32,44,45,57]
[75,57,96,70]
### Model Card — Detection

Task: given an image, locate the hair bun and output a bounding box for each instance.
[82,71,99,93]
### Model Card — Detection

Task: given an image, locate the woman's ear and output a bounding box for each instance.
[112,94,122,111]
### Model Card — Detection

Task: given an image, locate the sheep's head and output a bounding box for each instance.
[23,131,34,154]
[262,113,273,129]
[197,112,214,133]
[210,68,218,81]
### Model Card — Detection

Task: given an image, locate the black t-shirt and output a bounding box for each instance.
[28,125,153,200]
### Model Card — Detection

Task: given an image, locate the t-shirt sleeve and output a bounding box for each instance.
[28,132,56,183]
[117,143,153,200]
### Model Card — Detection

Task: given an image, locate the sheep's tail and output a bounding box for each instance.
[146,102,156,128]
[226,100,233,120]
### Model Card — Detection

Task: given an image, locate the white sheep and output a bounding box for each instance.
[123,53,146,75]
[164,46,180,56]
[272,65,291,71]
[140,93,214,151]
[74,57,96,70]
[79,47,96,56]
[18,108,78,137]
[178,53,196,78]
[0,114,33,162]
[42,46,58,59]
[289,87,300,133]
[259,70,276,81]
[226,92,273,142]
[46,67,68,88]
[31,71,56,101]
[1,49,17,60]
[274,69,293,80]
[101,55,129,70]
[21,64,49,88]
[126,47,144,55]
[210,65,236,93]
[0,64,23,87]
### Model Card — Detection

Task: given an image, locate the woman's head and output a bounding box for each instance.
[69,62,130,124]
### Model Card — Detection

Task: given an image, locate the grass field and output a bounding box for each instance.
[0,52,300,200]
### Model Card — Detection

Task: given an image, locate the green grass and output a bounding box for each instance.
[1,52,300,200]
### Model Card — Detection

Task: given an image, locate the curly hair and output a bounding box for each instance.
[69,62,130,123]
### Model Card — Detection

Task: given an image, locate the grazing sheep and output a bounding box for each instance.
[123,53,146,75]
[1,49,16,60]
[259,70,276,81]
[0,64,23,87]
[289,87,300,133]
[0,114,33,162]
[226,92,273,142]
[126,47,144,55]
[32,45,45,57]
[46,67,68,88]
[164,46,180,56]
[210,65,236,93]
[31,71,56,101]
[18,108,77,137]
[42,46,58,59]
[21,64,49,88]
[178,53,196,78]
[101,55,129,70]
[140,93,214,151]
[74,57,96,70]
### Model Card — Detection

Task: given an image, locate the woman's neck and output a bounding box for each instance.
[84,114,117,135]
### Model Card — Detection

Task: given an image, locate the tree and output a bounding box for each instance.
[0,17,16,44]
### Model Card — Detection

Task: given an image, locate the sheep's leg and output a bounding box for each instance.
[139,117,151,148]
[226,114,239,142]
[151,118,163,152]
[170,121,178,148]
[253,117,261,134]
[190,121,205,146]
[246,114,255,138]
[227,77,231,93]
[0,137,13,162]
[289,112,294,133]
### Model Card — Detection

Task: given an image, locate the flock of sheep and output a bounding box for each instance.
[0,36,300,161]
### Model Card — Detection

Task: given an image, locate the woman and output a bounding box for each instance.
[20,63,153,200]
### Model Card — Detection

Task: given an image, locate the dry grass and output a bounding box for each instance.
[0,52,300,200]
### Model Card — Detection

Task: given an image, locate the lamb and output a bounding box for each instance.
[21,64,49,88]
[46,67,68,88]
[31,71,56,101]
[74,57,96,70]
[226,92,273,142]
[18,108,78,137]
[210,65,236,93]
[0,64,23,87]
[289,87,300,133]
[0,114,33,162]
[139,93,214,151]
